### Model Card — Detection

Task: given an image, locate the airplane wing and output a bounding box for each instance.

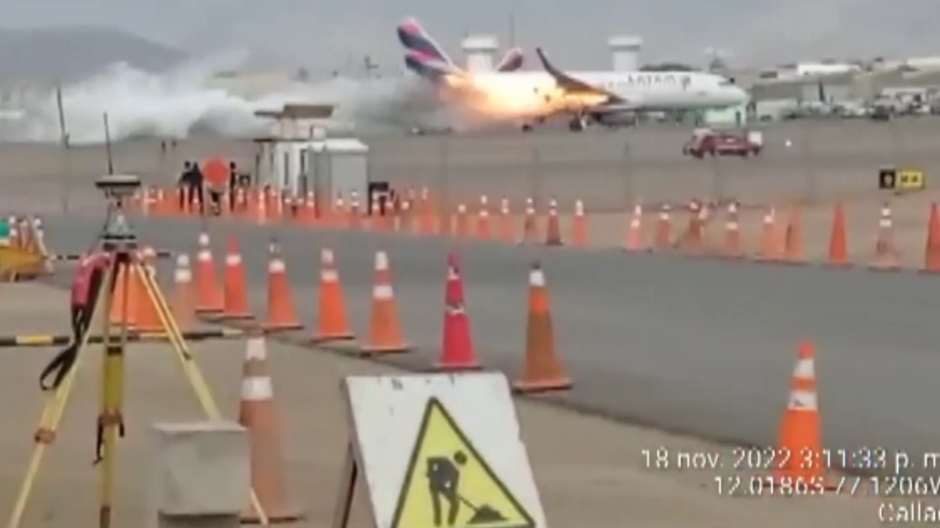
[535,48,638,112]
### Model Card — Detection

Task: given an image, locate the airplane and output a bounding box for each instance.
[397,18,748,132]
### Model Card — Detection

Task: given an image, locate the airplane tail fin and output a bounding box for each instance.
[495,47,524,72]
[397,18,460,71]
[404,51,457,81]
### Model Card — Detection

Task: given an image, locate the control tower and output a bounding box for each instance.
[608,35,643,71]
[462,35,499,71]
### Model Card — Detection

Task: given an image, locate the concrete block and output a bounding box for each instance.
[149,421,249,517]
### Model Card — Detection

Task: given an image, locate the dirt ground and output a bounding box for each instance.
[0,283,927,528]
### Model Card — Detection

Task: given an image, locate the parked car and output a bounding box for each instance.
[682,128,763,158]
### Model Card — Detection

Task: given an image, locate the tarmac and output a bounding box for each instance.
[5,120,940,525]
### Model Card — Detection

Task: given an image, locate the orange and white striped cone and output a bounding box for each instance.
[311,248,355,343]
[360,251,409,355]
[476,195,492,239]
[194,231,224,314]
[722,202,743,258]
[653,204,671,251]
[264,240,302,332]
[172,253,195,332]
[221,236,253,320]
[499,198,514,243]
[239,332,303,523]
[571,199,588,247]
[625,204,644,251]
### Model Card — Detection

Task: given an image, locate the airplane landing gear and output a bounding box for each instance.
[568,115,587,132]
[521,124,534,132]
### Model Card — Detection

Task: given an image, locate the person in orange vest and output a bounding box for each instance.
[39,251,112,391]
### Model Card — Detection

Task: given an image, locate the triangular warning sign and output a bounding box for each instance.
[390,397,535,528]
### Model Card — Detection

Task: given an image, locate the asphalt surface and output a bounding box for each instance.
[38,210,940,477]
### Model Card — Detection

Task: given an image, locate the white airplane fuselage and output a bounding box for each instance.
[439,70,747,124]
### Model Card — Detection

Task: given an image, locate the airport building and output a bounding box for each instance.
[608,36,643,71]
[461,35,500,72]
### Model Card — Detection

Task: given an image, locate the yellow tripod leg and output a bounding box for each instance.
[135,262,270,525]
[98,259,128,528]
[6,262,116,528]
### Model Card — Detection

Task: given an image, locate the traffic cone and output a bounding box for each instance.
[476,195,492,239]
[544,198,563,246]
[221,235,253,320]
[826,204,849,267]
[133,249,163,333]
[360,251,409,355]
[498,198,514,243]
[924,203,940,272]
[172,254,195,332]
[783,206,804,263]
[757,207,781,261]
[194,231,224,314]
[774,342,835,489]
[722,202,743,258]
[513,262,571,393]
[571,199,588,247]
[239,332,304,523]
[521,198,538,244]
[653,204,671,251]
[871,202,899,270]
[312,248,355,343]
[435,253,480,371]
[264,240,302,332]
[624,203,644,251]
[681,201,704,254]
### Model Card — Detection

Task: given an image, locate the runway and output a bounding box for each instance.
[11,119,940,479]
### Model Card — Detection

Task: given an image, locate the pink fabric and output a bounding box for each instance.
[71,252,109,306]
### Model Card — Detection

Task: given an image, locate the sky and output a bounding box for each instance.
[1,0,940,74]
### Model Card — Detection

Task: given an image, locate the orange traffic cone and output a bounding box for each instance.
[194,232,224,314]
[264,240,302,332]
[544,197,563,246]
[172,254,195,332]
[521,198,538,244]
[454,203,469,237]
[221,236,253,320]
[774,342,835,489]
[571,199,588,247]
[311,248,355,343]
[625,204,644,251]
[722,202,743,258]
[757,207,781,261]
[239,332,303,523]
[924,203,940,272]
[681,201,705,254]
[476,195,492,239]
[435,253,480,371]
[871,202,899,270]
[513,262,571,394]
[498,198,514,243]
[653,204,671,251]
[360,251,409,355]
[826,204,849,267]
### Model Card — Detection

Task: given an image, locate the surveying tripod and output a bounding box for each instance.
[6,176,269,528]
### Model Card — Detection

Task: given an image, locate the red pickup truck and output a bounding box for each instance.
[683,129,763,158]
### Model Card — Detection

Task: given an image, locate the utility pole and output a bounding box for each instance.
[362,55,378,78]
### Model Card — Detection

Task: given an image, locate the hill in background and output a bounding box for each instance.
[0,26,187,82]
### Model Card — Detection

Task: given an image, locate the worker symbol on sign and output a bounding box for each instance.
[391,398,535,528]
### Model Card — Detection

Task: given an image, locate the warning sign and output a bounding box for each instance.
[390,398,534,528]
[338,373,546,528]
